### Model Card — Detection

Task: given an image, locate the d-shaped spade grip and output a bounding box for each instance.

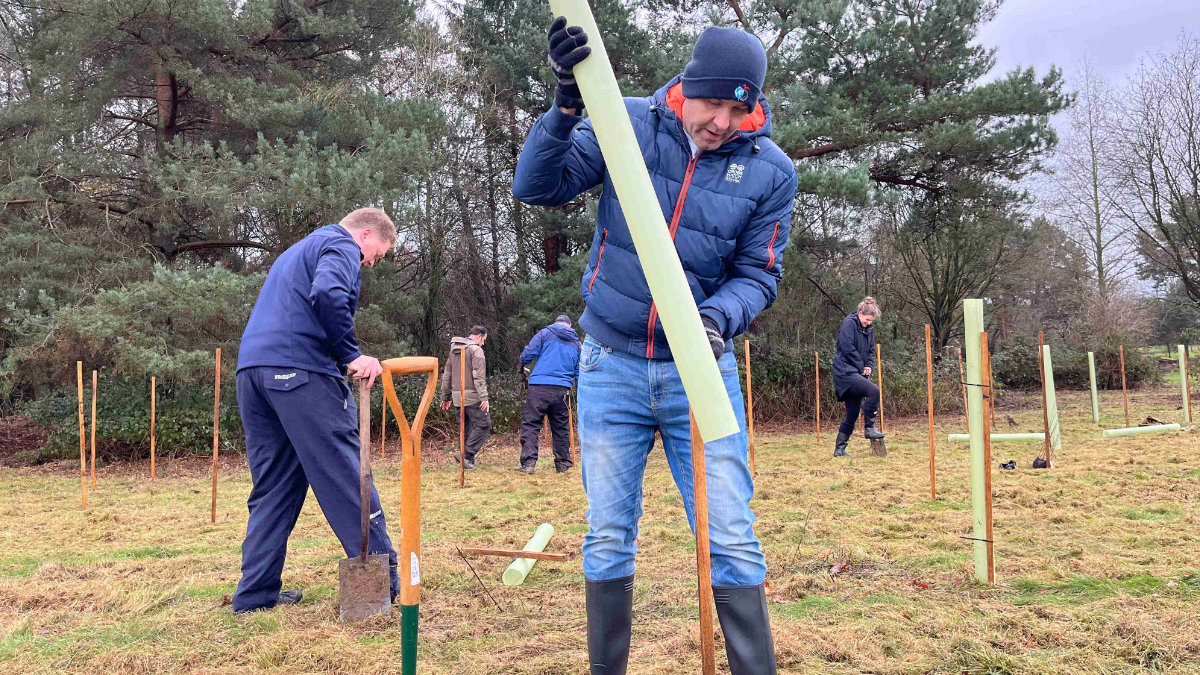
[380,356,438,675]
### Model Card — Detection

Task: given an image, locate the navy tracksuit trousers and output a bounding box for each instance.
[232,366,399,612]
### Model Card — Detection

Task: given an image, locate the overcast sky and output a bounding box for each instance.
[976,0,1197,85]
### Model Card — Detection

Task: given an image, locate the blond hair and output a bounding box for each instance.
[857,296,881,318]
[340,208,397,243]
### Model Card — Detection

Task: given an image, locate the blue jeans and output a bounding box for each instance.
[578,336,765,586]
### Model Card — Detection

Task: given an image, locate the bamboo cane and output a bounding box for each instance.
[568,390,577,465]
[876,342,884,433]
[925,325,935,500]
[150,376,156,478]
[815,351,821,444]
[459,348,466,488]
[688,411,717,675]
[1039,332,1049,462]
[90,370,97,489]
[1120,345,1129,429]
[211,348,220,523]
[958,347,968,416]
[744,339,756,477]
[78,362,86,511]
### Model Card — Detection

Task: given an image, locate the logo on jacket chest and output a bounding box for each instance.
[724,163,745,184]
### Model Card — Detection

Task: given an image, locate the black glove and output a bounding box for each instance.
[548,16,590,112]
[703,317,725,361]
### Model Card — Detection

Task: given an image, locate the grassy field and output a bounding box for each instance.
[2,385,1199,674]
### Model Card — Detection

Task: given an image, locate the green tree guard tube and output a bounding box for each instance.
[503,523,556,586]
[963,299,990,583]
[1101,424,1181,438]
[1088,351,1100,424]
[1042,345,1062,451]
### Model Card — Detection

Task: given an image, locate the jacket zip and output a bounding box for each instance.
[588,229,609,292]
[646,154,700,359]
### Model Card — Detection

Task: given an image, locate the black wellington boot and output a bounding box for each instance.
[586,575,634,674]
[714,584,777,675]
[864,424,885,440]
[833,431,851,457]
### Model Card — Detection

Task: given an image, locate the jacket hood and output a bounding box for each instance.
[653,74,773,146]
[547,323,580,342]
[450,336,474,352]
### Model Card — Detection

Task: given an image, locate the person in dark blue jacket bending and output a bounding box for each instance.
[831,297,884,458]
[513,20,796,675]
[232,208,396,614]
[517,314,581,474]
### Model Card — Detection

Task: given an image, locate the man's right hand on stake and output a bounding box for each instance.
[347,354,383,388]
[441,401,452,411]
[548,16,590,114]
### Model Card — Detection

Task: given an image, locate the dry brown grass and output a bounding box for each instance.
[2,386,1200,674]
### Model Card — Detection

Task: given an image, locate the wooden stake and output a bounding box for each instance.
[381,391,387,459]
[1039,332,1050,462]
[211,348,220,524]
[567,390,577,465]
[1120,345,1129,428]
[1185,348,1192,423]
[77,361,86,511]
[150,376,156,478]
[90,370,97,490]
[925,325,935,501]
[980,333,996,584]
[814,351,821,445]
[876,342,885,433]
[958,347,968,416]
[688,411,717,675]
[459,347,466,488]
[459,547,574,562]
[988,346,997,428]
[744,339,757,477]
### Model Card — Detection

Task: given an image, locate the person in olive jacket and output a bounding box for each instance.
[831,297,884,457]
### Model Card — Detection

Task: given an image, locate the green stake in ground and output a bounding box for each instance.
[947,433,1044,443]
[963,299,991,584]
[503,523,556,586]
[547,0,737,443]
[1101,424,1182,438]
[1042,345,1062,455]
[1088,351,1100,424]
[1179,345,1191,423]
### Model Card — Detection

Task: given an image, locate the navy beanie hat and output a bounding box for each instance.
[681,27,768,113]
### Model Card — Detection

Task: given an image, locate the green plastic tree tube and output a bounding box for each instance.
[547,0,738,443]
[1101,423,1181,438]
[1088,351,1100,424]
[1042,345,1062,451]
[947,433,1044,442]
[502,523,556,586]
[1179,345,1191,423]
[963,299,990,583]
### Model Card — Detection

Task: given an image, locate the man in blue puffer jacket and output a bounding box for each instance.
[513,20,796,675]
[517,314,581,474]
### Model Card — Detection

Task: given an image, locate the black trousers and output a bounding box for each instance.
[838,374,880,435]
[520,384,573,468]
[458,402,491,461]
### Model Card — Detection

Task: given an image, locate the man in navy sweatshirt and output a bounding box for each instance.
[517,314,581,474]
[232,207,396,613]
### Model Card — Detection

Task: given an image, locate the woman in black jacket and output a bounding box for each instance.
[831,297,884,457]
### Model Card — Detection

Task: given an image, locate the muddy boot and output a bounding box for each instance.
[833,431,851,457]
[714,584,777,675]
[587,575,634,674]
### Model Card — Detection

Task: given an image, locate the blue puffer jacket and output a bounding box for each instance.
[512,76,797,360]
[832,313,875,399]
[238,224,362,377]
[520,322,582,387]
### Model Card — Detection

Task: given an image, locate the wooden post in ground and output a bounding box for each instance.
[925,325,935,500]
[987,346,997,428]
[150,376,156,478]
[1179,345,1192,423]
[958,347,968,416]
[1120,345,1129,428]
[211,348,220,524]
[876,342,885,433]
[77,362,87,511]
[90,370,97,489]
[459,348,466,488]
[815,351,821,445]
[1038,331,1050,463]
[688,411,717,675]
[1187,348,1193,424]
[567,390,577,465]
[980,332,996,584]
[744,339,756,477]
